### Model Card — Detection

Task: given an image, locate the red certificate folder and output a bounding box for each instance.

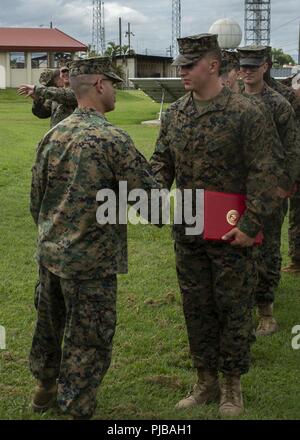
[203,190,263,244]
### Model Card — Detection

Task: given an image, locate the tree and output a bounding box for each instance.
[271,48,295,67]
[119,45,135,57]
[104,42,121,58]
[104,42,135,59]
[87,44,99,58]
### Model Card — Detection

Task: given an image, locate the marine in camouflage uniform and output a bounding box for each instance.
[29,57,161,419]
[219,50,240,92]
[238,46,300,335]
[33,83,77,127]
[31,69,60,123]
[150,34,281,416]
[30,68,76,127]
[264,48,300,272]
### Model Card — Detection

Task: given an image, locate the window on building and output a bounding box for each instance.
[54,52,72,68]
[10,52,26,69]
[31,53,48,69]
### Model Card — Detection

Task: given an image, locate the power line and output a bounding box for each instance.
[274,41,299,48]
[272,15,300,32]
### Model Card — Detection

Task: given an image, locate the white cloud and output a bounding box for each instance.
[0,0,298,59]
[104,2,148,25]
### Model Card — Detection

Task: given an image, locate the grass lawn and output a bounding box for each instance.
[0,88,299,420]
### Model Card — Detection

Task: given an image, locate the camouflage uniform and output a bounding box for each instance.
[266,77,300,264]
[33,86,77,127]
[32,69,56,125]
[32,69,77,127]
[238,46,300,305]
[220,50,240,75]
[150,35,280,376]
[30,57,161,418]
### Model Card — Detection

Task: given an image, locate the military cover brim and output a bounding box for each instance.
[172,53,204,67]
[69,57,124,83]
[239,57,265,67]
[104,71,124,83]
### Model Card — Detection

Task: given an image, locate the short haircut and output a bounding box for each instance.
[205,49,222,73]
[70,74,104,99]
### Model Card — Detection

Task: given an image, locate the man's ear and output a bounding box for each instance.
[209,59,220,74]
[262,63,269,74]
[94,78,104,94]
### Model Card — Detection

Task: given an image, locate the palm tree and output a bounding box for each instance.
[104,42,121,59]
[120,45,135,57]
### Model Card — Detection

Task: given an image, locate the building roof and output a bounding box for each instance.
[0,27,87,52]
[115,54,173,62]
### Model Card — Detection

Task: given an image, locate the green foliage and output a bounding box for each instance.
[105,42,135,58]
[272,48,295,67]
[105,42,121,58]
[0,89,299,420]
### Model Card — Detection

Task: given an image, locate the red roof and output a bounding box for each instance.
[0,27,87,52]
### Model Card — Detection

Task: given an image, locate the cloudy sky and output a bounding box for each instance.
[0,0,299,60]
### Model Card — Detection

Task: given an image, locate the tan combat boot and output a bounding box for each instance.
[31,379,57,413]
[256,303,278,336]
[219,375,244,417]
[281,261,300,274]
[175,369,220,409]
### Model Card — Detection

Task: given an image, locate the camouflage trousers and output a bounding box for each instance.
[288,186,300,262]
[254,200,288,305]
[29,265,117,419]
[175,241,257,376]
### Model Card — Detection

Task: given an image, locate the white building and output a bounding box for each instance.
[0,27,87,88]
[115,54,178,87]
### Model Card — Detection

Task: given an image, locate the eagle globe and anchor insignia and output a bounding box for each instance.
[226,209,240,226]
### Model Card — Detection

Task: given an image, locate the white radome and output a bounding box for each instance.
[209,18,243,49]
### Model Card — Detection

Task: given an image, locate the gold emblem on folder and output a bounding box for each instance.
[226,210,240,226]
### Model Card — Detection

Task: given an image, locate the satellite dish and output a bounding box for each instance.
[209,18,243,49]
[292,72,300,90]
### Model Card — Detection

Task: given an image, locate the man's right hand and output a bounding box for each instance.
[222,228,256,247]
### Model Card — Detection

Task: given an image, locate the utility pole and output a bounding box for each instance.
[125,23,135,52]
[298,22,300,65]
[119,17,122,49]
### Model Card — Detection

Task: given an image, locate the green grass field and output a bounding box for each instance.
[0,88,299,420]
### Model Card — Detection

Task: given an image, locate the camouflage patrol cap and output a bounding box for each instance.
[221,50,240,75]
[39,69,57,86]
[237,45,268,67]
[69,57,123,83]
[172,33,220,67]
